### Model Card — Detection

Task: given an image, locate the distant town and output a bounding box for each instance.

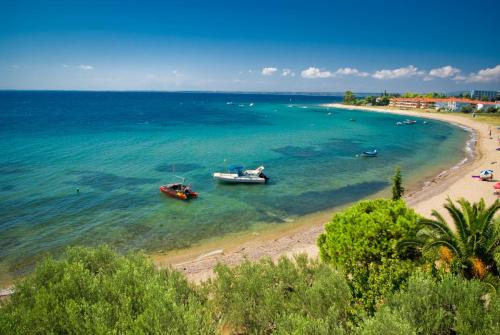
[343,89,500,113]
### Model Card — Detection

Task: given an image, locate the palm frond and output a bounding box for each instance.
[445,198,469,246]
[419,216,454,238]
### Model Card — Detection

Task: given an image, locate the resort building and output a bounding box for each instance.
[389,97,499,111]
[388,98,435,109]
[470,90,500,101]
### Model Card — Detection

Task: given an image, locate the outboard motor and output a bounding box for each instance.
[259,173,269,182]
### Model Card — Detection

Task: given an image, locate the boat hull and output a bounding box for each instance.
[213,173,267,184]
[159,185,198,200]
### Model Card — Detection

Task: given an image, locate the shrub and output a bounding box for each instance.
[318,199,420,312]
[208,255,352,334]
[460,104,475,113]
[0,246,214,334]
[359,273,500,334]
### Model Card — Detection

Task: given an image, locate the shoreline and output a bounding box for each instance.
[153,104,498,282]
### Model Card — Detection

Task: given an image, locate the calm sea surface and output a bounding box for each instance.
[0,91,469,282]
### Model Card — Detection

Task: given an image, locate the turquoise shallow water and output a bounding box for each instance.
[0,92,469,282]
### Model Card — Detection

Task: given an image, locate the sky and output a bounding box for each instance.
[1,0,499,92]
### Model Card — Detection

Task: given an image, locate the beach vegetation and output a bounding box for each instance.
[460,104,475,113]
[484,106,499,114]
[208,255,352,334]
[357,272,500,335]
[391,166,404,200]
[0,246,214,334]
[400,198,500,280]
[343,91,357,104]
[1,199,498,334]
[317,199,421,312]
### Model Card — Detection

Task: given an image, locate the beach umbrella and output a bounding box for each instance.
[480,169,494,175]
[494,182,500,190]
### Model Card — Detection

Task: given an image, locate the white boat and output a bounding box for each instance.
[213,165,269,184]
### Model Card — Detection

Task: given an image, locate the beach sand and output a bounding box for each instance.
[153,104,499,282]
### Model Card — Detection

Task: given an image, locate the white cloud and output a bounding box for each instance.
[453,74,467,81]
[428,65,461,79]
[466,64,500,83]
[335,67,369,77]
[301,67,334,78]
[372,65,423,80]
[282,68,294,76]
[62,64,69,68]
[261,67,278,76]
[79,65,94,71]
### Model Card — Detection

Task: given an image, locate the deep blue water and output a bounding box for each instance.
[0,91,469,282]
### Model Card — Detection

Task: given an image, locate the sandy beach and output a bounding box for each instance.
[153,104,499,282]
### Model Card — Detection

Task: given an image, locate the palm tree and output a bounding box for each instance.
[402,198,499,279]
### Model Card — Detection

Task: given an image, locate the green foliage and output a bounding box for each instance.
[355,309,416,335]
[0,246,214,335]
[460,104,475,113]
[344,90,357,104]
[1,198,498,334]
[361,273,500,334]
[318,199,419,267]
[402,198,500,279]
[209,255,352,334]
[377,95,390,106]
[401,92,446,99]
[318,199,420,312]
[361,95,390,106]
[485,106,499,114]
[391,166,404,200]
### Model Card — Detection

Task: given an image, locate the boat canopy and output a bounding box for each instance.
[228,165,244,172]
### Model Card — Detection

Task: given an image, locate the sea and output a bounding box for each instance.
[0,91,471,284]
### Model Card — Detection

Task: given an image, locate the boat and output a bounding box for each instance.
[402,119,417,125]
[361,149,378,157]
[160,179,198,200]
[213,165,269,184]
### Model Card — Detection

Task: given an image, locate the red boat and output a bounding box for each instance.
[160,183,198,200]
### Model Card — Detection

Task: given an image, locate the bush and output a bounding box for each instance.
[359,273,500,334]
[208,255,352,334]
[485,106,499,113]
[460,104,475,113]
[0,246,214,334]
[318,199,420,312]
[356,309,416,335]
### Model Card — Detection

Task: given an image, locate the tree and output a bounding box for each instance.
[0,246,214,334]
[401,198,500,279]
[317,199,421,312]
[377,96,390,106]
[485,106,499,114]
[460,104,475,113]
[391,166,404,200]
[344,91,357,105]
[365,96,375,105]
[209,255,352,334]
